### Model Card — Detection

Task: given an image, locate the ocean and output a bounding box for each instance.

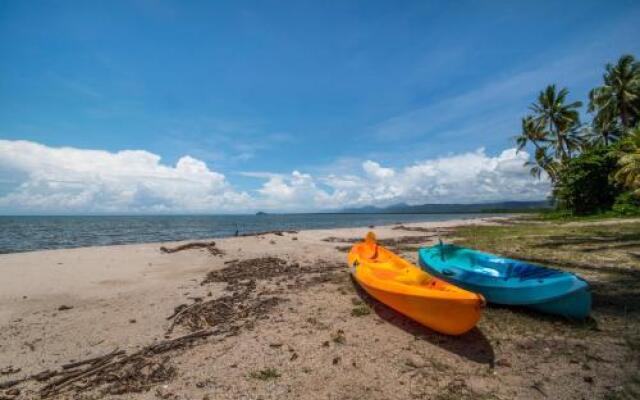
[0,213,493,253]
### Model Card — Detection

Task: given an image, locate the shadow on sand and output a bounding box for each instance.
[351,277,495,366]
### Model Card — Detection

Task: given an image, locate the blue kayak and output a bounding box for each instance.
[418,244,591,319]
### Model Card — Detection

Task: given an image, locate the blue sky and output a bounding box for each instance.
[0,0,639,213]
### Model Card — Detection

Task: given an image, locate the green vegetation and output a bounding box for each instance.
[351,304,371,317]
[454,219,640,400]
[554,146,621,214]
[249,367,281,380]
[516,54,640,216]
[331,329,346,345]
[455,220,640,271]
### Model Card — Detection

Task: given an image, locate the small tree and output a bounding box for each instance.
[613,124,640,196]
[554,146,621,215]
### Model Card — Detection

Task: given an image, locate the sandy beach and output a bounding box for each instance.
[0,216,636,399]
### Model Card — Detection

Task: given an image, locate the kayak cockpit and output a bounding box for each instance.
[429,244,565,281]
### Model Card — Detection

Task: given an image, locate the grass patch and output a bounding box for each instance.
[535,210,640,222]
[249,367,281,380]
[454,219,640,272]
[331,329,346,345]
[351,305,371,317]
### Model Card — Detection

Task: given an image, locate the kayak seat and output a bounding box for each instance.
[509,263,564,281]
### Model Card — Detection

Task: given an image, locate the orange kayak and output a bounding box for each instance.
[347,232,484,335]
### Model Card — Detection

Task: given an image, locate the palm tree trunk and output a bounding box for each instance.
[621,103,629,128]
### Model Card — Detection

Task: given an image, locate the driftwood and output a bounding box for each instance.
[41,350,121,394]
[159,241,224,256]
[0,377,25,389]
[239,230,298,237]
[40,330,215,397]
[0,368,62,389]
[166,302,203,333]
[61,349,126,370]
[2,256,345,397]
[0,331,217,395]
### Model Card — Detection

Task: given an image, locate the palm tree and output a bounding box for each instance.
[529,84,583,160]
[587,113,622,146]
[589,54,640,132]
[614,124,640,195]
[515,116,558,181]
[525,147,560,182]
[515,116,548,152]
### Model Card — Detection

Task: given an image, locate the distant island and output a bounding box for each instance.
[255,211,268,216]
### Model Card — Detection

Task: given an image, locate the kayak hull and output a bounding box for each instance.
[528,287,591,319]
[348,233,484,335]
[356,280,484,335]
[418,244,591,319]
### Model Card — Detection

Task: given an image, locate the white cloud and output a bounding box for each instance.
[248,147,550,211]
[0,140,250,213]
[362,161,395,180]
[0,139,550,213]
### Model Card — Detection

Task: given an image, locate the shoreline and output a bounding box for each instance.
[0,217,505,302]
[0,213,511,255]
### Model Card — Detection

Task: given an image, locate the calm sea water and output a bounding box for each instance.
[0,213,493,254]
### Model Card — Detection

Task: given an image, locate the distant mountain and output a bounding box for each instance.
[340,200,550,214]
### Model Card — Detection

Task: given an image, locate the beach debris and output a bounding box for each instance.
[323,235,434,248]
[0,379,23,390]
[239,230,298,237]
[392,225,432,233]
[0,367,20,376]
[4,256,346,397]
[322,236,361,243]
[38,330,214,397]
[530,381,547,397]
[203,257,298,285]
[248,368,280,380]
[61,349,126,370]
[160,241,224,256]
[168,281,285,333]
[0,388,20,399]
[57,305,73,311]
[392,225,457,237]
[331,330,346,345]
[171,257,345,334]
[155,385,178,399]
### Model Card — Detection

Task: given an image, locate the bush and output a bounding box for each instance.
[612,192,640,216]
[553,146,621,215]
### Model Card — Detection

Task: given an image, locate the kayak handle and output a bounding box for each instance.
[442,268,455,276]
